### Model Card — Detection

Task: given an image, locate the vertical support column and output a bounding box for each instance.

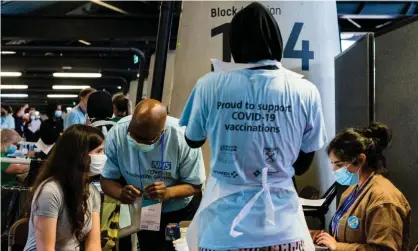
[150,1,174,101]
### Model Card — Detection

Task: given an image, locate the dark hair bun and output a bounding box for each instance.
[362,122,392,151]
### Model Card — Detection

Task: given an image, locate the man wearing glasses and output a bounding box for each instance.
[101,99,205,251]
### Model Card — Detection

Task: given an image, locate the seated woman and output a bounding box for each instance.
[24,125,107,251]
[1,129,30,232]
[311,122,411,250]
[1,129,30,185]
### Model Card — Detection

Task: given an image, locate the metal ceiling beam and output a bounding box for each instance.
[1,15,179,41]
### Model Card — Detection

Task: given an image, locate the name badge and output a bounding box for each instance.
[140,200,162,231]
[347,216,359,229]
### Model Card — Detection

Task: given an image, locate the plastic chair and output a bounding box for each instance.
[302,182,338,229]
[8,218,28,251]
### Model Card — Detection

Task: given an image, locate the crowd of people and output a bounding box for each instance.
[0,2,413,251]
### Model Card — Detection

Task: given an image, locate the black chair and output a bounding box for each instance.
[8,218,28,251]
[302,182,338,229]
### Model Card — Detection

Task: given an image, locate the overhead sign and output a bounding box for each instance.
[170,1,340,193]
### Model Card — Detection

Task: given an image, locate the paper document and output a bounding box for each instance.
[140,200,162,231]
[299,197,326,207]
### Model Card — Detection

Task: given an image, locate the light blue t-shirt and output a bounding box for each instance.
[179,60,327,249]
[102,115,205,213]
[64,105,86,130]
[1,115,15,129]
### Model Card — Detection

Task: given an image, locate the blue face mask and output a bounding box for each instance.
[6,145,17,155]
[127,134,155,152]
[333,165,359,186]
[55,110,62,118]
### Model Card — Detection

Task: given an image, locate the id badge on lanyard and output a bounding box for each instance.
[138,134,165,231]
[140,199,163,231]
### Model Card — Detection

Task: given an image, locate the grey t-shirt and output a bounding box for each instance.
[24,180,101,251]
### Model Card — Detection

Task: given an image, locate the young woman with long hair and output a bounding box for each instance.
[24,125,107,251]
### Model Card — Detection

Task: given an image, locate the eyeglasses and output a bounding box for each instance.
[128,129,166,145]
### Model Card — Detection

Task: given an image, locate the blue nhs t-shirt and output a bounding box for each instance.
[64,105,86,130]
[102,116,206,213]
[180,61,327,184]
[179,61,327,249]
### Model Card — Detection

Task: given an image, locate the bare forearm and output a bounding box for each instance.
[100,177,123,200]
[6,164,29,174]
[166,183,201,200]
[85,213,101,251]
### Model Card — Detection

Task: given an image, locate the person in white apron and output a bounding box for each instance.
[179,3,328,251]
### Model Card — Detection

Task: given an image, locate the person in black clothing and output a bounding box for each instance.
[44,101,64,134]
[37,118,61,159]
[87,91,116,135]
[14,104,29,137]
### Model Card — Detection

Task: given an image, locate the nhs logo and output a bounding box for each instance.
[151,161,172,170]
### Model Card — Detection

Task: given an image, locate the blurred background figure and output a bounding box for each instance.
[87,91,116,136]
[44,101,64,134]
[36,118,61,159]
[1,105,15,129]
[23,107,41,142]
[112,93,132,122]
[14,104,29,137]
[64,87,96,129]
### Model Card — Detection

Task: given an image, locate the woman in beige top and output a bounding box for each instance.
[311,122,411,251]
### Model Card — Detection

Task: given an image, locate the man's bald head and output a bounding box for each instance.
[128,99,167,144]
[1,129,20,152]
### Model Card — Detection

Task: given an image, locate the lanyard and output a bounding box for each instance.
[331,175,374,236]
[136,134,165,190]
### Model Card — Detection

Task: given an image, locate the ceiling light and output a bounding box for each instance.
[1,51,16,55]
[53,72,101,78]
[47,94,78,98]
[52,85,91,90]
[1,94,28,98]
[1,72,22,77]
[78,40,91,46]
[66,107,72,111]
[0,85,28,89]
[137,73,140,78]
[117,86,122,89]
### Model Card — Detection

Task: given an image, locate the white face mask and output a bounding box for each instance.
[89,154,107,176]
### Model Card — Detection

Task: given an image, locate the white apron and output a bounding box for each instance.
[186,168,315,251]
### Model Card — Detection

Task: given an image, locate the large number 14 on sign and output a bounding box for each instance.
[211,22,314,71]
